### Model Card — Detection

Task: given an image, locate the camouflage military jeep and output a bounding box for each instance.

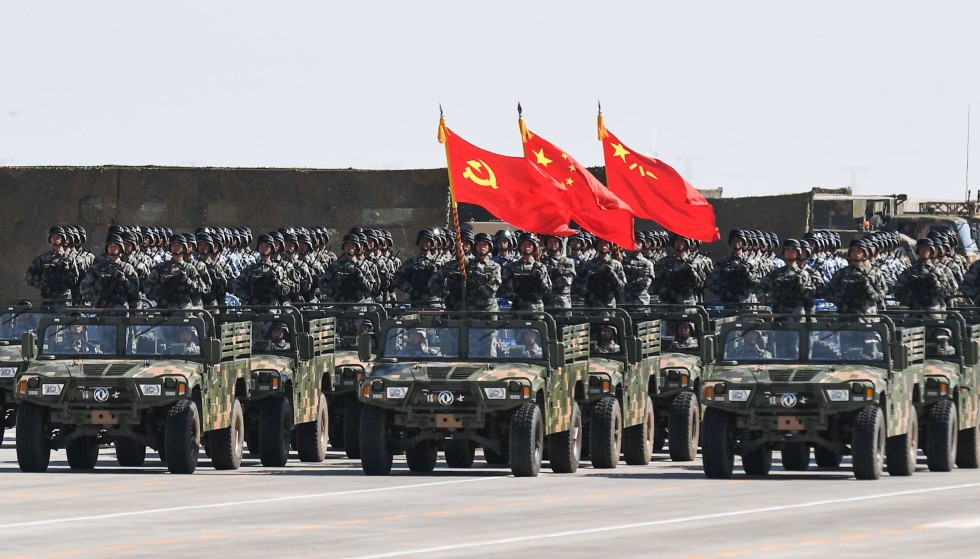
[700,313,924,480]
[15,309,251,474]
[357,310,590,477]
[553,308,661,468]
[211,306,335,466]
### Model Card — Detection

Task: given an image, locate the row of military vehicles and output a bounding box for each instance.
[2,301,979,480]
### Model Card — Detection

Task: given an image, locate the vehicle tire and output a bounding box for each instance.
[814,446,843,468]
[115,437,147,467]
[623,396,655,466]
[165,399,201,474]
[66,435,100,470]
[297,394,329,463]
[445,439,476,468]
[344,399,362,459]
[484,446,509,465]
[548,402,583,473]
[509,402,544,478]
[211,399,245,470]
[669,391,700,461]
[956,420,980,469]
[852,405,885,480]
[259,396,293,467]
[926,399,957,472]
[359,405,392,475]
[589,397,622,469]
[886,410,917,477]
[16,401,51,473]
[742,444,772,476]
[406,440,438,472]
[781,442,810,471]
[701,407,734,479]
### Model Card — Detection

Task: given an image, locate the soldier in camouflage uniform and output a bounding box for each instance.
[493,229,519,266]
[576,238,627,308]
[80,235,141,309]
[653,234,712,305]
[319,233,379,304]
[25,226,81,304]
[893,238,956,314]
[430,232,501,312]
[760,239,816,315]
[197,233,234,306]
[961,256,980,305]
[825,239,889,315]
[234,234,289,305]
[380,230,402,303]
[540,235,576,309]
[708,229,760,304]
[122,230,153,295]
[295,231,324,303]
[394,229,443,308]
[620,233,655,305]
[500,232,551,312]
[282,231,315,304]
[145,234,206,309]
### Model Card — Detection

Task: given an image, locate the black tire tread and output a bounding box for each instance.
[927,399,957,472]
[115,437,147,467]
[359,405,393,475]
[701,407,734,479]
[509,403,543,478]
[259,396,292,467]
[623,396,655,466]
[165,399,200,475]
[852,405,885,480]
[297,394,329,463]
[589,397,622,469]
[16,401,51,473]
[669,391,699,462]
[211,399,244,470]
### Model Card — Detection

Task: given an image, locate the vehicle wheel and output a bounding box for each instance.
[814,446,843,468]
[549,402,583,473]
[406,440,438,472]
[344,399,362,459]
[589,397,622,469]
[623,396,655,466]
[781,442,810,471]
[211,399,245,470]
[742,444,772,476]
[359,405,392,475]
[701,407,734,479]
[886,410,917,476]
[297,394,329,462]
[165,399,201,474]
[66,435,100,470]
[16,401,51,472]
[852,405,885,480]
[115,437,147,467]
[445,439,476,468]
[927,399,958,472]
[484,446,509,465]
[956,420,980,469]
[259,396,293,467]
[669,392,700,461]
[509,402,544,477]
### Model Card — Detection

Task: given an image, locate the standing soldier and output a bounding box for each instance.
[501,233,552,312]
[708,229,759,304]
[198,232,233,306]
[430,232,501,312]
[80,235,141,309]
[394,229,443,308]
[145,234,206,310]
[122,230,153,296]
[234,234,288,306]
[893,238,955,313]
[493,230,519,266]
[540,235,576,309]
[295,230,323,303]
[760,239,815,315]
[577,238,627,308]
[283,231,315,303]
[826,239,889,315]
[25,226,81,304]
[319,233,379,304]
[620,233,655,305]
[381,230,402,303]
[654,234,712,305]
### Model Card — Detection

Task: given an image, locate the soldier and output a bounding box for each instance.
[394,229,443,308]
[653,234,712,305]
[145,234,206,309]
[708,229,759,304]
[80,235,141,309]
[493,229,518,266]
[620,233,655,305]
[364,229,394,303]
[576,238,627,308]
[961,256,980,305]
[121,230,153,295]
[267,322,292,351]
[540,234,576,309]
[234,234,289,306]
[197,233,233,306]
[931,327,956,356]
[429,232,501,312]
[595,324,621,354]
[729,330,772,359]
[501,232,552,312]
[380,230,402,302]
[55,323,102,354]
[319,233,379,304]
[295,231,323,303]
[670,321,700,350]
[518,329,544,359]
[825,239,889,315]
[25,226,81,304]
[282,231,315,304]
[399,328,440,358]
[760,239,815,315]
[892,238,955,313]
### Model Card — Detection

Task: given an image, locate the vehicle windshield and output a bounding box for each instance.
[42,323,119,356]
[383,327,460,359]
[722,329,801,361]
[468,327,545,360]
[809,330,885,362]
[127,324,202,357]
[336,317,375,350]
[0,312,46,342]
[252,320,293,352]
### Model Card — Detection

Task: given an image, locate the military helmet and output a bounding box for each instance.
[517,232,539,246]
[76,226,87,243]
[48,226,66,240]
[270,321,289,335]
[382,230,393,248]
[416,229,435,245]
[104,234,125,252]
[728,229,746,243]
[474,232,493,246]
[255,234,276,251]
[459,229,475,244]
[782,238,801,250]
[196,233,215,251]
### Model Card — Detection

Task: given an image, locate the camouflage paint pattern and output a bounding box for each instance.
[0,345,25,405]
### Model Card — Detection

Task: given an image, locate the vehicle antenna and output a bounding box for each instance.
[966,105,971,202]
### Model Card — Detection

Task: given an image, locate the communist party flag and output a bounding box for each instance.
[520,118,638,249]
[439,120,576,236]
[598,116,721,242]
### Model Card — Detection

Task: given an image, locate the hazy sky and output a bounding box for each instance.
[2,1,978,200]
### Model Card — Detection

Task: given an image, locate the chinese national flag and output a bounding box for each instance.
[439,122,576,236]
[599,118,721,242]
[521,121,638,250]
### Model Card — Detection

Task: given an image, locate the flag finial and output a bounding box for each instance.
[517,102,523,117]
[598,100,602,115]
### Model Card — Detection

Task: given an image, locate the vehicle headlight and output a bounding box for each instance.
[42,383,63,396]
[140,384,162,396]
[386,386,408,399]
[728,389,750,402]
[483,387,507,400]
[0,367,17,378]
[826,389,849,402]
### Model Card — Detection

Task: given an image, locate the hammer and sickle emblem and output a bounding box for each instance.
[462,160,498,189]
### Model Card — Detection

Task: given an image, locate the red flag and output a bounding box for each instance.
[598,117,720,242]
[521,120,638,249]
[439,121,576,236]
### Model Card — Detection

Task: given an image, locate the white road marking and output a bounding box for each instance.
[0,476,503,529]
[927,517,980,528]
[345,482,980,559]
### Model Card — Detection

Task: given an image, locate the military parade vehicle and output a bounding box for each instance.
[357,310,590,477]
[885,309,980,471]
[211,306,335,466]
[298,302,386,459]
[553,308,661,467]
[700,313,924,480]
[14,309,252,474]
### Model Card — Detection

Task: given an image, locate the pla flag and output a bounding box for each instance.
[439,121,576,236]
[598,118,720,242]
[521,120,638,249]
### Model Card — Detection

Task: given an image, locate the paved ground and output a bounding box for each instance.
[1,432,978,559]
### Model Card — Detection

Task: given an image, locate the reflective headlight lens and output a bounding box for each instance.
[140,384,162,396]
[728,389,750,402]
[386,386,408,399]
[827,389,849,402]
[483,387,507,400]
[0,367,17,378]
[42,383,63,396]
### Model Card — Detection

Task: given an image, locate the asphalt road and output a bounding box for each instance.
[1,431,978,559]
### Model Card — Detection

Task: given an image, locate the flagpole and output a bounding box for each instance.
[438,108,468,311]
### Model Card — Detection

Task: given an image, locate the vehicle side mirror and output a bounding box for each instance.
[203,339,222,364]
[965,340,980,367]
[549,341,562,369]
[701,336,716,363]
[297,333,314,360]
[892,343,908,370]
[357,333,373,362]
[20,331,37,361]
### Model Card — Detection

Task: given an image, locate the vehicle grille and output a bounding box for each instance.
[427,367,452,380]
[450,367,482,380]
[769,370,818,382]
[105,364,133,376]
[83,364,106,376]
